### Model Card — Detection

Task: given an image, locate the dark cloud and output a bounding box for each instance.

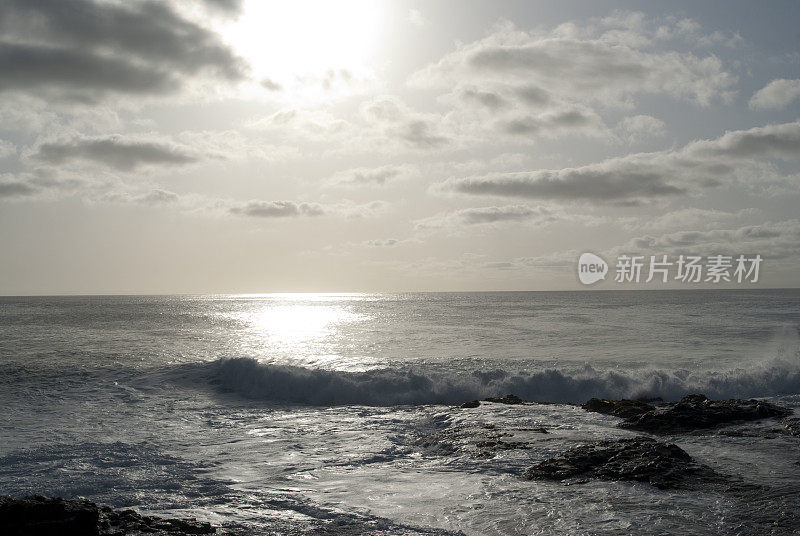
[261,78,283,92]
[397,120,448,149]
[0,0,246,98]
[200,0,243,15]
[416,205,556,229]
[514,85,550,106]
[622,220,800,259]
[0,177,37,198]
[229,200,326,218]
[458,86,508,110]
[0,43,176,95]
[457,205,553,224]
[499,109,599,136]
[33,136,199,171]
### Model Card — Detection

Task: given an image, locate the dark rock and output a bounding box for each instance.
[522,436,715,489]
[619,394,791,434]
[582,398,655,419]
[0,495,215,536]
[0,495,100,536]
[484,394,525,405]
[460,400,480,408]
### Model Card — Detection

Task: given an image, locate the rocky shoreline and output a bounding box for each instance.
[455,393,795,490]
[0,495,216,536]
[3,394,794,534]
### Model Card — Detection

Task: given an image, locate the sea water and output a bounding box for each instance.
[1,290,799,534]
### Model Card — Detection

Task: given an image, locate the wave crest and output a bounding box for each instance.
[211,350,800,405]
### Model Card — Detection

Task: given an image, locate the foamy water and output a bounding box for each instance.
[1,291,799,534]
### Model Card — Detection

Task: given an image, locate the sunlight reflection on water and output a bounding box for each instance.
[227,294,375,370]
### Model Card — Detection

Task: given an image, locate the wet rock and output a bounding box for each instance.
[0,495,215,536]
[460,400,480,408]
[582,398,655,419]
[781,417,800,437]
[619,394,791,434]
[523,436,714,489]
[0,495,99,536]
[483,394,525,405]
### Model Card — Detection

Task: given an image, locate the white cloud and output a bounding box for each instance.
[408,9,425,27]
[360,96,449,149]
[410,19,736,106]
[616,114,666,143]
[749,79,800,110]
[325,164,415,188]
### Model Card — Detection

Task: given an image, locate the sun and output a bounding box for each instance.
[220,0,386,103]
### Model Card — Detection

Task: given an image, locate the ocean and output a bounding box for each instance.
[2,290,800,534]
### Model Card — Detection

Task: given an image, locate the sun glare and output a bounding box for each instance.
[220,0,386,103]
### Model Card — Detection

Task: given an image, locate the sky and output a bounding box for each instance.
[1,0,800,294]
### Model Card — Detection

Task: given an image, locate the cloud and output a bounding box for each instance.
[200,0,243,16]
[438,120,800,204]
[498,106,606,138]
[227,199,387,219]
[360,97,449,149]
[616,114,666,143]
[30,135,199,171]
[410,18,736,106]
[326,165,411,187]
[415,205,557,229]
[0,0,245,99]
[686,121,800,159]
[417,14,736,144]
[0,139,16,158]
[261,78,283,92]
[248,108,354,141]
[408,9,425,27]
[749,79,800,110]
[456,86,509,110]
[0,43,177,97]
[136,189,180,205]
[438,164,687,204]
[364,238,401,247]
[228,200,325,218]
[623,207,762,232]
[621,220,800,260]
[0,175,37,198]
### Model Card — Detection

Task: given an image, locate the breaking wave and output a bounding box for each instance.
[208,338,800,405]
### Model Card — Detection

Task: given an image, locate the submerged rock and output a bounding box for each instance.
[619,394,791,434]
[581,398,655,419]
[523,436,714,489]
[0,495,215,536]
[460,400,480,408]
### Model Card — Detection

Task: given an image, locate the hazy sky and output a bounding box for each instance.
[1,0,800,294]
